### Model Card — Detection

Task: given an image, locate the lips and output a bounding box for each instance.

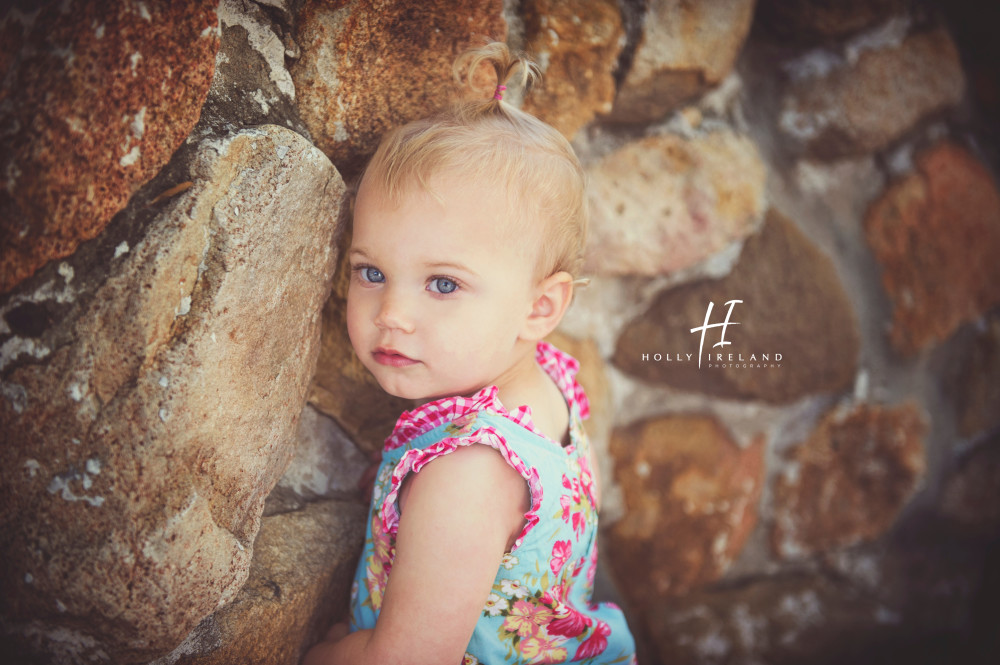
[373,347,418,367]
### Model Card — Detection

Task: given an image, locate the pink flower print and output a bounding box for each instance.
[560,494,573,521]
[550,540,572,575]
[559,474,588,539]
[571,556,585,579]
[574,620,611,660]
[547,601,592,638]
[586,541,598,586]
[519,635,568,663]
[562,474,581,502]
[578,454,597,506]
[502,599,553,638]
[540,582,566,607]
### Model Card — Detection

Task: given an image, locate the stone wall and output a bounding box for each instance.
[1,0,997,663]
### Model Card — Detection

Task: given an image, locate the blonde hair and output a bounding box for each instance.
[359,41,588,281]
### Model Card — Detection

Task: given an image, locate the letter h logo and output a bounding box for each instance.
[690,300,742,368]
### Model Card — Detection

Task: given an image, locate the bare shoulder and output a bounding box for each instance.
[401,442,525,507]
[399,442,529,550]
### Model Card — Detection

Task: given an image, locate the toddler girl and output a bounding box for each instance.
[305,41,636,665]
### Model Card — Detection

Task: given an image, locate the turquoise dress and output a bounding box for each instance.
[349,342,636,664]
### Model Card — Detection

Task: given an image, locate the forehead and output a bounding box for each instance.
[355,170,519,236]
[352,171,539,267]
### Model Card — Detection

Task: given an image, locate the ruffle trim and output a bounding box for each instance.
[384,341,589,451]
[379,425,543,553]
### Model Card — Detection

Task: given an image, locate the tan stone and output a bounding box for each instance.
[865,141,1000,356]
[779,28,965,158]
[607,0,755,123]
[584,130,766,277]
[772,402,927,559]
[521,0,624,138]
[0,126,345,663]
[168,499,366,665]
[291,0,506,176]
[613,210,860,403]
[607,414,765,608]
[0,0,220,293]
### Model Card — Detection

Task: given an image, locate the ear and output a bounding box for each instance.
[520,271,573,341]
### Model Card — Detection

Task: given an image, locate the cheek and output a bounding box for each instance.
[345,288,368,348]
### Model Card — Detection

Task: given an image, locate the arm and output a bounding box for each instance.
[305,443,527,665]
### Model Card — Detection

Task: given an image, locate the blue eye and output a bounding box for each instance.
[429,277,458,294]
[358,266,384,283]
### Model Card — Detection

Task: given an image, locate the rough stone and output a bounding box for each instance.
[0,126,345,664]
[778,28,965,159]
[308,230,415,454]
[772,402,927,559]
[643,572,910,665]
[165,499,366,665]
[290,0,507,177]
[940,433,1000,539]
[865,141,1000,356]
[193,0,310,139]
[0,0,220,294]
[606,0,755,124]
[584,130,767,277]
[607,414,765,609]
[263,404,371,516]
[520,0,624,139]
[613,210,860,404]
[947,312,1000,438]
[757,0,909,42]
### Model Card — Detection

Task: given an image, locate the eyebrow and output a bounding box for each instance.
[425,260,477,276]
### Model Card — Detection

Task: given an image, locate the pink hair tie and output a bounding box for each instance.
[493,84,507,101]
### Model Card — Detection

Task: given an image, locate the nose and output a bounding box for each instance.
[374,287,415,333]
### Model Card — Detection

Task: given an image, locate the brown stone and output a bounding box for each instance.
[607,0,755,124]
[947,312,1000,437]
[584,131,766,276]
[772,402,927,559]
[520,0,624,138]
[308,229,415,454]
[0,0,220,293]
[779,28,965,159]
[0,126,345,663]
[166,499,366,665]
[865,142,1000,356]
[940,433,1000,539]
[291,0,506,177]
[607,414,765,608]
[757,0,909,42]
[612,210,860,404]
[643,572,904,665]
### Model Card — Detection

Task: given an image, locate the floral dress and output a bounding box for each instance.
[349,341,636,664]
